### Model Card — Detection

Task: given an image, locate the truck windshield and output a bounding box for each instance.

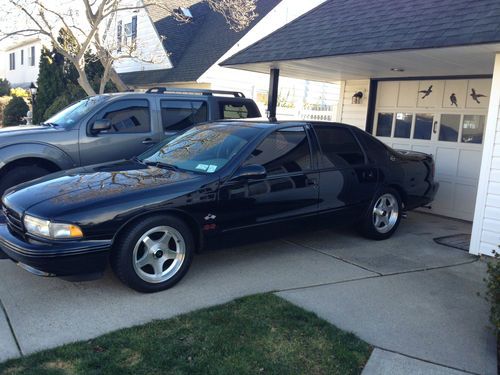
[140,124,259,174]
[44,96,108,128]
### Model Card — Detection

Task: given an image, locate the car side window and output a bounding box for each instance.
[314,125,365,168]
[161,100,207,132]
[220,102,259,119]
[244,126,312,176]
[96,99,151,133]
[355,129,389,162]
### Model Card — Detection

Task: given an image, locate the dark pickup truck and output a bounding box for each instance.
[0,88,261,195]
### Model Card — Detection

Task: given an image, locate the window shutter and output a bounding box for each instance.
[21,50,24,65]
[117,21,122,52]
[131,16,137,42]
[30,46,35,66]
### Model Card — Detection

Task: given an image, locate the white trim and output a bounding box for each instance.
[470,53,500,255]
[336,80,345,121]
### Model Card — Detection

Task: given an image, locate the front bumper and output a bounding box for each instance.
[0,224,111,278]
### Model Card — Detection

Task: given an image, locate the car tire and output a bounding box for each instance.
[0,165,52,196]
[111,215,194,293]
[359,188,402,240]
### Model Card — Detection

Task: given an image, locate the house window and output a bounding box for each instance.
[28,46,35,66]
[439,114,460,142]
[131,16,137,42]
[394,113,412,138]
[123,16,138,47]
[461,115,485,144]
[20,50,24,65]
[117,21,122,52]
[413,113,433,140]
[9,53,15,70]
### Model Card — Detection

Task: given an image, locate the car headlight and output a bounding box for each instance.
[23,215,83,239]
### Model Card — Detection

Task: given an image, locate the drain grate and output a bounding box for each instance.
[434,234,471,251]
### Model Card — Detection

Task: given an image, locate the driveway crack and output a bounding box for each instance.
[0,297,23,356]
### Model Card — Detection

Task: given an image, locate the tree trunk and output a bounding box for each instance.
[109,67,129,92]
[77,69,96,96]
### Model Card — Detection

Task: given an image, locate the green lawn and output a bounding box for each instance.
[0,294,371,375]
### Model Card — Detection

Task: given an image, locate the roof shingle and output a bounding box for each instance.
[221,0,500,66]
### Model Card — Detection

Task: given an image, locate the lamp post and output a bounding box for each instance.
[28,82,37,125]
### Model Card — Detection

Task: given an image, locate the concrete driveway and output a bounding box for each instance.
[0,212,495,374]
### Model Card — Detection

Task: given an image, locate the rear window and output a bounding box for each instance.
[220,102,259,119]
[161,100,207,132]
[314,125,365,168]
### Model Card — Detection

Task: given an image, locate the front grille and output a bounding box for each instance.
[2,204,24,236]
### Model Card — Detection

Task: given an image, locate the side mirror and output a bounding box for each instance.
[232,164,267,181]
[90,119,111,135]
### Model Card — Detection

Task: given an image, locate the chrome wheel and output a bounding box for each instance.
[372,193,399,234]
[132,226,186,284]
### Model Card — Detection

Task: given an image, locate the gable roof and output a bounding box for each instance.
[221,0,500,67]
[121,0,280,86]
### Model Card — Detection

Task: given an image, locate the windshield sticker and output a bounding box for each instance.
[196,164,209,171]
[207,165,217,173]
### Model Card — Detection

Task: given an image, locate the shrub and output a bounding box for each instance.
[10,87,29,98]
[486,250,500,331]
[43,83,85,120]
[0,78,11,97]
[0,96,12,127]
[3,96,29,126]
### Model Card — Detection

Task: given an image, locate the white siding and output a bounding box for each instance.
[339,79,370,129]
[3,39,43,87]
[471,53,500,256]
[112,1,171,73]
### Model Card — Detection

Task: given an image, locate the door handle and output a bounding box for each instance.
[433,121,438,134]
[142,138,155,145]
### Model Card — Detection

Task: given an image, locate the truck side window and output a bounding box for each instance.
[220,102,259,119]
[314,125,365,168]
[161,100,207,132]
[98,100,150,133]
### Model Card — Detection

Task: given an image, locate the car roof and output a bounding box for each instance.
[98,92,255,101]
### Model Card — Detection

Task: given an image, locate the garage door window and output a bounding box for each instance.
[413,113,433,140]
[376,113,393,137]
[462,115,485,144]
[394,113,412,138]
[439,114,460,142]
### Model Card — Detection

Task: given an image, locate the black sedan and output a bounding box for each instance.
[0,121,438,292]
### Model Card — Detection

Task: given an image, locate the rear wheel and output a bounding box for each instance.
[111,215,194,293]
[0,165,52,196]
[359,188,402,240]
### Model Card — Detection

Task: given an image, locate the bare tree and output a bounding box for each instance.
[0,0,258,96]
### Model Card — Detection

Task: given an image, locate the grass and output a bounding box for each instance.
[0,294,371,375]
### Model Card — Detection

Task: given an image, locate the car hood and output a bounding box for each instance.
[0,125,59,136]
[3,159,206,219]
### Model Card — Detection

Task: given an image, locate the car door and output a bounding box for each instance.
[218,125,319,231]
[313,124,378,217]
[79,99,159,165]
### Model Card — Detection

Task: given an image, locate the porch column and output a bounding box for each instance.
[470,53,500,256]
[267,68,280,122]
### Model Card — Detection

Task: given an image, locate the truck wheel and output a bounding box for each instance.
[0,166,52,196]
[111,215,194,293]
[359,188,402,240]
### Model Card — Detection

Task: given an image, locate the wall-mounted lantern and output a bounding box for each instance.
[352,91,363,104]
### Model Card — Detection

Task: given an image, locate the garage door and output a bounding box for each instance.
[373,79,491,221]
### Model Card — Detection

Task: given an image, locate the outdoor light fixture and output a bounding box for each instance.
[352,91,363,104]
[29,82,37,96]
[390,67,405,72]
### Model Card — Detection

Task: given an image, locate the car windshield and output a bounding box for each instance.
[43,96,108,127]
[140,124,259,174]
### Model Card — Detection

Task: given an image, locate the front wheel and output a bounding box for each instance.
[111,215,194,293]
[359,189,402,240]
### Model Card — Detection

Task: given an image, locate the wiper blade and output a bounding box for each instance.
[41,122,59,127]
[143,160,181,171]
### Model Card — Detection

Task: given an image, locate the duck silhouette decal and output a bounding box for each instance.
[419,85,433,99]
[470,88,487,104]
[450,93,458,107]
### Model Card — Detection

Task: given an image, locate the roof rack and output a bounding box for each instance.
[145,87,245,98]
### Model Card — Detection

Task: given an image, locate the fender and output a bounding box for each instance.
[0,142,77,171]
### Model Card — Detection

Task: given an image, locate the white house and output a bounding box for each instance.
[221,0,500,256]
[1,37,45,89]
[117,0,340,120]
